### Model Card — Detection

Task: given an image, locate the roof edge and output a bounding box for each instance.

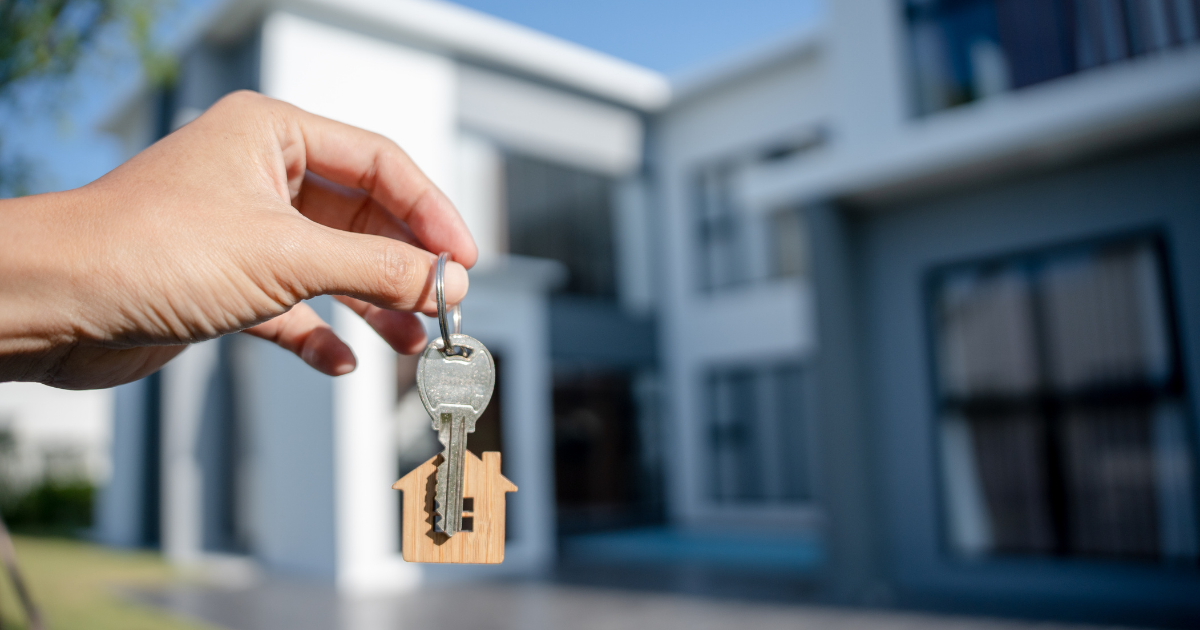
[288,0,670,110]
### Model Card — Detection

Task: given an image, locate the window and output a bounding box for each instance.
[906,0,1200,115]
[505,154,616,297]
[931,234,1198,562]
[707,363,813,504]
[693,162,811,292]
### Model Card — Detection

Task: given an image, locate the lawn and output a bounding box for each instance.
[0,535,217,630]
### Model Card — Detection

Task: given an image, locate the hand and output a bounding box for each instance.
[0,91,477,390]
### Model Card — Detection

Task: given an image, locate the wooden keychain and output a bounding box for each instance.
[392,253,516,564]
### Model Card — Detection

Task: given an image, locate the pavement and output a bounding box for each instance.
[133,578,1142,630]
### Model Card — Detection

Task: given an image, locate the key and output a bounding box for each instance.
[417,332,495,536]
[418,253,496,537]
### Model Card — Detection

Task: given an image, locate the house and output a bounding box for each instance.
[642,1,1200,625]
[93,0,1200,625]
[392,451,516,564]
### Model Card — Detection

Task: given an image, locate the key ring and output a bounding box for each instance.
[435,253,463,355]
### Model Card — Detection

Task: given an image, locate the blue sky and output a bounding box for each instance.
[451,0,822,74]
[4,0,822,195]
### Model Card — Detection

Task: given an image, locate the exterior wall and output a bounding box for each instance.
[746,1,1200,209]
[97,378,159,548]
[650,0,1200,610]
[653,49,827,530]
[233,324,339,579]
[457,65,644,177]
[855,137,1200,624]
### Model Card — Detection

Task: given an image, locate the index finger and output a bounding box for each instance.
[273,98,479,268]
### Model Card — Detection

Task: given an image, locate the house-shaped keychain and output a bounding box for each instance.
[392,450,517,563]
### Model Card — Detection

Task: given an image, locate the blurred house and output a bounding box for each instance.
[92,0,1200,625]
[649,2,1200,625]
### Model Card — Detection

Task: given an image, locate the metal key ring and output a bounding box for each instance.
[435,253,462,354]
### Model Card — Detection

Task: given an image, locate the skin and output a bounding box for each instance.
[0,91,477,390]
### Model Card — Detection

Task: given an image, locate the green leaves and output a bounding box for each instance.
[0,0,173,196]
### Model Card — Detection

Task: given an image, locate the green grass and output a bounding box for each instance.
[0,535,218,630]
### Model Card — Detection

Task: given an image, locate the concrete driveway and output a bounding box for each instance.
[135,579,1142,630]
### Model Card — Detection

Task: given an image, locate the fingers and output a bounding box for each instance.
[293,172,420,247]
[275,99,479,268]
[335,296,429,355]
[244,302,356,376]
[298,226,468,316]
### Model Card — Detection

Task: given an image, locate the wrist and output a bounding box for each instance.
[0,189,90,383]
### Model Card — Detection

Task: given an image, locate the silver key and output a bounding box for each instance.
[416,333,494,536]
[415,253,496,537]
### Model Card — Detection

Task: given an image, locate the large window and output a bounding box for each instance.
[906,0,1200,114]
[707,362,813,504]
[505,154,617,297]
[931,233,1198,562]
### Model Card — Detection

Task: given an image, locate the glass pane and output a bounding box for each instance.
[904,0,1197,114]
[937,268,1039,398]
[707,363,812,505]
[1061,404,1160,558]
[769,207,810,279]
[505,154,616,297]
[709,369,761,501]
[967,413,1056,554]
[1041,241,1172,389]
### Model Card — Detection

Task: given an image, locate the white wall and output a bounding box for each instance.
[261,9,457,591]
[452,133,506,264]
[458,65,644,177]
[654,49,827,530]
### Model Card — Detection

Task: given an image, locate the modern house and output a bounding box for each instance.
[92,0,1200,625]
[648,2,1200,625]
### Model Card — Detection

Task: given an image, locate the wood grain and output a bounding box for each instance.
[393,451,517,564]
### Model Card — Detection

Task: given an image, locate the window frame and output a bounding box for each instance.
[923,228,1199,566]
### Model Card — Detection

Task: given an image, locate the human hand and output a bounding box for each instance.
[0,91,477,389]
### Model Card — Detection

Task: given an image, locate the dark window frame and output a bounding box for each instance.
[902,0,1200,116]
[923,228,1200,566]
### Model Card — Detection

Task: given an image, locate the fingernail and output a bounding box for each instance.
[444,261,469,303]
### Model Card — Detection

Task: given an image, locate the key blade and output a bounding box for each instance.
[433,409,470,537]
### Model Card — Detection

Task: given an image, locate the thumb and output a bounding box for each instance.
[293,225,469,314]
